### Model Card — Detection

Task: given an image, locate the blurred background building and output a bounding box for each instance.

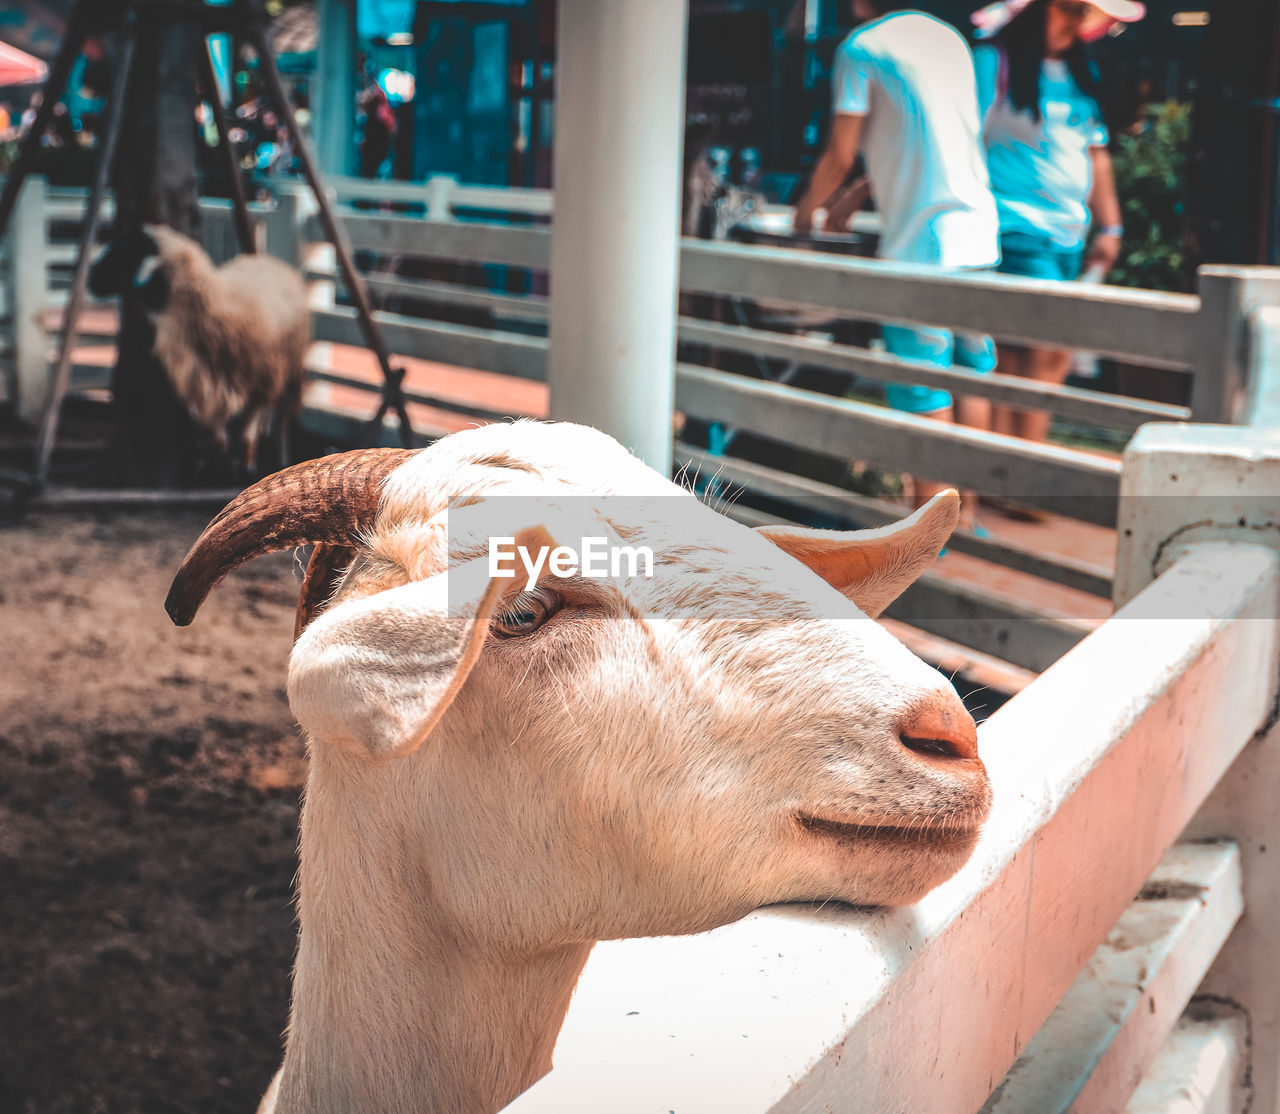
[0,0,1277,273]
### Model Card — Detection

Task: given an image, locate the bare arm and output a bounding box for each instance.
[1085,146,1123,273]
[823,175,873,233]
[792,115,865,236]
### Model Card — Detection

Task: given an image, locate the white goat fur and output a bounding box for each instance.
[255,420,990,1114]
[146,225,310,468]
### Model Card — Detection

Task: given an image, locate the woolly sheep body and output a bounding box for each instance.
[93,225,311,471]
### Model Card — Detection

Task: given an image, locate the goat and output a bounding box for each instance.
[165,420,991,1114]
[89,224,311,473]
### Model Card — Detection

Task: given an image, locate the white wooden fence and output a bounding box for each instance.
[3,173,1280,1113]
[279,177,1277,675]
[498,321,1280,1114]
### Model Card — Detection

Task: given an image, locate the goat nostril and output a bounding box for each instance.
[897,691,979,761]
[901,734,966,760]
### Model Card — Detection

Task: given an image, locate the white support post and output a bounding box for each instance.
[314,0,357,179]
[1190,266,1280,424]
[1117,297,1280,1113]
[547,0,688,473]
[1244,305,1280,426]
[264,180,308,266]
[1113,424,1280,606]
[200,205,236,266]
[1116,290,1280,607]
[266,181,330,381]
[9,175,48,424]
[424,174,458,222]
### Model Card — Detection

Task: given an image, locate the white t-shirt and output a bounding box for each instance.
[974,46,1109,249]
[831,11,999,268]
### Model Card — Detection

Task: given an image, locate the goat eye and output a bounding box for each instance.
[492,587,562,638]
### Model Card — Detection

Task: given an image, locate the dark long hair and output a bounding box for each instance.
[990,0,1104,125]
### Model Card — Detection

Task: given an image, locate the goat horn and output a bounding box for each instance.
[165,448,418,626]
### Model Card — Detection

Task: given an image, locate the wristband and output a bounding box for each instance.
[1096,224,1124,238]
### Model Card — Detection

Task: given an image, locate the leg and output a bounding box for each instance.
[1010,346,1073,443]
[989,344,1028,437]
[990,232,1084,444]
[273,380,303,472]
[951,331,998,529]
[982,343,1067,522]
[880,323,958,510]
[275,401,292,472]
[953,394,991,431]
[908,403,956,508]
[241,407,268,476]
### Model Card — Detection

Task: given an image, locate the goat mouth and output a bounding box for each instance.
[797,813,980,849]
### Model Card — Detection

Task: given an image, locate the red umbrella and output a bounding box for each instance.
[0,39,49,88]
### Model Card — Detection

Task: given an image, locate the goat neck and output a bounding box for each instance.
[274,745,592,1114]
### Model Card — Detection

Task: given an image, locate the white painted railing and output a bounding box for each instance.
[325,171,553,220]
[496,318,1280,1114]
[287,185,1280,673]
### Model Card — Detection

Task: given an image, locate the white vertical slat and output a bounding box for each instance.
[1189,267,1280,423]
[1125,1008,1248,1114]
[982,843,1243,1114]
[9,174,49,422]
[424,174,457,222]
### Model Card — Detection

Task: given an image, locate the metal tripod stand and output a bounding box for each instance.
[0,0,415,497]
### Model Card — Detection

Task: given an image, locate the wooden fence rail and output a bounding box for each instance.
[312,205,1275,433]
[301,206,1201,370]
[503,541,1280,1114]
[304,259,1184,433]
[675,363,1123,523]
[309,299,1123,534]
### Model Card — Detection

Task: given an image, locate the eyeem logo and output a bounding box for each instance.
[489,535,655,590]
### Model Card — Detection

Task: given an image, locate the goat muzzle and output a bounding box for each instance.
[165,448,418,627]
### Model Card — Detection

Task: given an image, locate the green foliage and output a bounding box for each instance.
[1108,101,1194,293]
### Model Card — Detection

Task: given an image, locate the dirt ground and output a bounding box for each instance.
[0,507,307,1114]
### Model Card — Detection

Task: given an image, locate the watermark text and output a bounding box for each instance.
[489,536,654,590]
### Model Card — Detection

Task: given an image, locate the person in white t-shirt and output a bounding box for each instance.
[792,1,1000,511]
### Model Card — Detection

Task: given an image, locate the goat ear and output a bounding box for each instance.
[133,258,170,311]
[288,525,553,760]
[754,490,959,619]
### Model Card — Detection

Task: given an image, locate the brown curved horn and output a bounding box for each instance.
[165,448,418,626]
[295,541,358,641]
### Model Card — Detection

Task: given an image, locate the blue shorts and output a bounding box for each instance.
[997,230,1085,282]
[881,324,997,414]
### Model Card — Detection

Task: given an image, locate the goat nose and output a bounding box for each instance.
[897,689,979,761]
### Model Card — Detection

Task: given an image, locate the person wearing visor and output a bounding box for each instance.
[791,1,1000,516]
[972,0,1144,460]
